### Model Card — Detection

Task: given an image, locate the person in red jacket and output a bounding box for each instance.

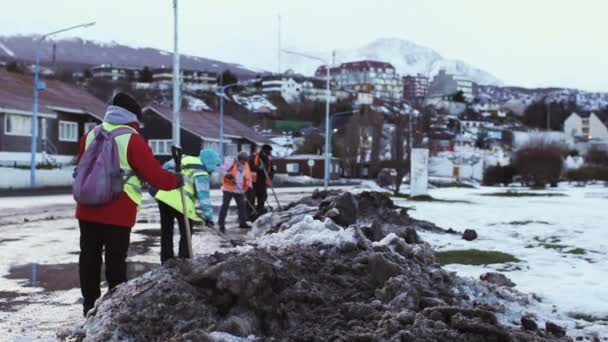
[76,93,181,317]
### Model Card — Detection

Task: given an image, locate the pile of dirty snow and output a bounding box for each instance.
[60,191,574,342]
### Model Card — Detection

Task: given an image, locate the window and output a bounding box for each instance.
[240,143,251,153]
[286,163,299,173]
[59,121,78,142]
[4,114,32,136]
[84,122,97,133]
[149,139,172,155]
[225,142,238,157]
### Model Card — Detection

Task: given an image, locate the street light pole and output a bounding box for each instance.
[30,21,95,188]
[172,0,181,147]
[281,49,331,189]
[324,64,330,189]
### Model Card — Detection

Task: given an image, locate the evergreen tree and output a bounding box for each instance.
[139,66,154,83]
[218,69,238,86]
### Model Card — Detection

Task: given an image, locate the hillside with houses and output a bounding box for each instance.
[1,37,607,187]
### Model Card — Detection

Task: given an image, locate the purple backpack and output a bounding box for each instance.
[73,125,135,206]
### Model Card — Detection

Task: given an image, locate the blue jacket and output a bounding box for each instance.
[162,160,213,221]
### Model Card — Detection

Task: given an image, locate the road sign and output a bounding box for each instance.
[36,81,46,91]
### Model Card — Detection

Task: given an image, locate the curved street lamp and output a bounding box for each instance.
[30,21,96,187]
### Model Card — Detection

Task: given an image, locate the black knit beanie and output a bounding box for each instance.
[112,93,142,120]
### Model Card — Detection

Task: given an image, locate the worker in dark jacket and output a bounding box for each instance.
[75,93,181,317]
[247,144,274,219]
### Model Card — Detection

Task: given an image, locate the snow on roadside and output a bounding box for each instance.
[256,215,356,249]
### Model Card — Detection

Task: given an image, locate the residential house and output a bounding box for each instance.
[315,60,403,101]
[403,74,429,100]
[0,69,104,166]
[141,106,269,162]
[273,154,342,179]
[429,69,473,101]
[91,64,141,82]
[255,73,349,104]
[151,67,217,91]
[563,112,608,141]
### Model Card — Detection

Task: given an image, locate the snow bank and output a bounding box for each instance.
[257,215,356,249]
[0,166,73,189]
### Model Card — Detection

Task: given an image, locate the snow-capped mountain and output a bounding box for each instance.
[0,35,260,78]
[281,38,503,86]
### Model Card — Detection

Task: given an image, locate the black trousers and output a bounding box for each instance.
[158,201,193,263]
[79,220,131,310]
[255,182,269,213]
[246,189,256,219]
[218,191,247,227]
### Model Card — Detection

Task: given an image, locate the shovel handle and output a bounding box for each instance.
[172,145,183,174]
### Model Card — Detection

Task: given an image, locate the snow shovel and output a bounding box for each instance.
[171,146,194,259]
[261,162,282,211]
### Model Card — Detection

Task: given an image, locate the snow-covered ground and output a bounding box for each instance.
[398,184,608,338]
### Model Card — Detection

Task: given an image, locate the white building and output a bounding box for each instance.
[563,112,608,141]
[91,64,140,82]
[257,74,349,104]
[315,60,403,101]
[429,69,473,101]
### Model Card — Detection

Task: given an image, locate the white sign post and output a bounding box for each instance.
[410,148,429,197]
[307,159,315,177]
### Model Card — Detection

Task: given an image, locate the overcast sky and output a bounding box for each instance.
[1,0,606,91]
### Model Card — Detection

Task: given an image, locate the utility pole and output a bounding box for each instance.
[29,21,95,187]
[277,13,282,74]
[546,101,551,131]
[172,0,181,147]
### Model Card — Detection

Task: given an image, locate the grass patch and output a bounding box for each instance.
[509,220,551,225]
[541,243,569,249]
[565,248,587,255]
[480,191,567,197]
[569,313,608,323]
[491,220,552,226]
[429,181,476,189]
[534,236,561,243]
[435,249,520,266]
[393,194,472,204]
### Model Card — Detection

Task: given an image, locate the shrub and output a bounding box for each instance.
[513,138,566,188]
[483,165,516,186]
[566,166,608,184]
[586,146,608,166]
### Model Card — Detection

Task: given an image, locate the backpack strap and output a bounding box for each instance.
[108,126,137,138]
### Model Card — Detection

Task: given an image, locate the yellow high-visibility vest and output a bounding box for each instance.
[155,155,208,221]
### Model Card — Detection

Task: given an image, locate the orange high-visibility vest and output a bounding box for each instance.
[222,162,252,192]
[251,153,272,183]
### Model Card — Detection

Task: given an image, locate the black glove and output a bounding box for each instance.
[176,174,185,187]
